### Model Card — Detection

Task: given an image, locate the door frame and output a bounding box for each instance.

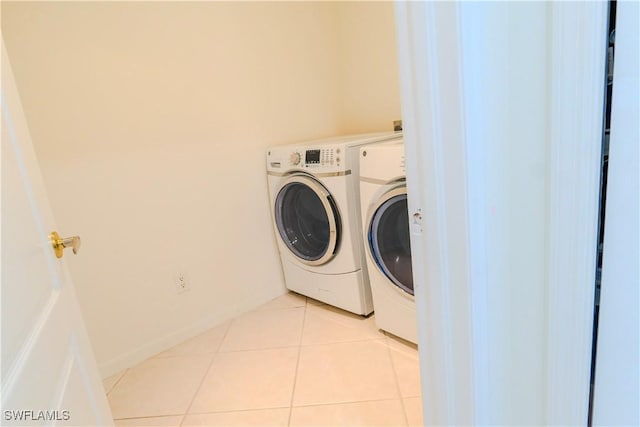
[395,2,607,424]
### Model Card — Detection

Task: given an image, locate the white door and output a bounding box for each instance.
[1,42,113,426]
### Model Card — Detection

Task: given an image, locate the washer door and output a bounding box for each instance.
[275,174,341,266]
[368,187,414,296]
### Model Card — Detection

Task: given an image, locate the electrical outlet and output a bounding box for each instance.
[175,272,190,294]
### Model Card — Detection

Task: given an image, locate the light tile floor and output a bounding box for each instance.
[104,292,423,426]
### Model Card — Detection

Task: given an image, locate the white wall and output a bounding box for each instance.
[2,2,399,376]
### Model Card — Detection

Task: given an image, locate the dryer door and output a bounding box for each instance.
[275,174,341,266]
[368,186,414,296]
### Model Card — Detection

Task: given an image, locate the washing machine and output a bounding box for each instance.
[359,140,417,343]
[266,133,402,315]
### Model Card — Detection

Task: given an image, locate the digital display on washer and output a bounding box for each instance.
[305,149,321,164]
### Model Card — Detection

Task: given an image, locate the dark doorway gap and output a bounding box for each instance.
[588,1,616,425]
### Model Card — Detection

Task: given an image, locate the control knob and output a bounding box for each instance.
[290,152,301,165]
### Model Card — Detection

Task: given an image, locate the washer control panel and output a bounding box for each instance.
[267,145,344,171]
[289,152,301,165]
[302,147,339,167]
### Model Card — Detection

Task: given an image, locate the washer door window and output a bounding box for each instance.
[275,175,341,266]
[369,189,414,295]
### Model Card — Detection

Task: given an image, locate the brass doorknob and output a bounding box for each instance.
[50,231,81,259]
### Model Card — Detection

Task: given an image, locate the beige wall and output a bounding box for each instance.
[2,1,399,376]
[337,1,401,133]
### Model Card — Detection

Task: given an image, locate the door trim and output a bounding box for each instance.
[545,2,608,424]
[395,1,607,424]
[395,3,475,423]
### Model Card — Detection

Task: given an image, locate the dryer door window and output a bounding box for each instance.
[369,191,414,295]
[275,175,341,266]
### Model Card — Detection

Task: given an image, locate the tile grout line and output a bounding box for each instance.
[299,335,387,348]
[215,343,302,354]
[384,332,411,426]
[289,396,409,409]
[185,405,290,417]
[208,335,390,355]
[178,320,234,427]
[286,297,309,426]
[112,413,184,421]
[216,305,307,354]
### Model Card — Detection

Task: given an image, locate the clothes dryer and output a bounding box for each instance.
[359,140,417,342]
[267,133,401,315]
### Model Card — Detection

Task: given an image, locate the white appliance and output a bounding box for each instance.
[266,133,402,315]
[359,140,417,342]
